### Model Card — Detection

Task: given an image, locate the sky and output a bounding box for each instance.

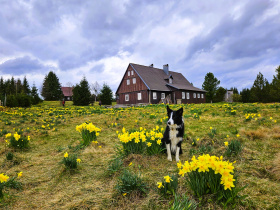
[0,0,280,94]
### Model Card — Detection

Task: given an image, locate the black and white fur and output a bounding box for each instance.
[162,106,184,162]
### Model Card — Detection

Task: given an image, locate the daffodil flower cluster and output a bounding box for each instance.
[76,122,101,146]
[118,126,164,155]
[178,154,235,191]
[5,132,30,149]
[76,122,101,134]
[0,173,9,183]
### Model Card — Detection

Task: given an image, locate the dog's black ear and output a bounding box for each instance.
[178,107,183,116]
[167,105,172,114]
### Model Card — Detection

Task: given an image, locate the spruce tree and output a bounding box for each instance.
[72,77,91,106]
[23,76,31,95]
[202,72,220,103]
[270,65,280,102]
[41,71,63,100]
[31,84,42,105]
[99,84,113,105]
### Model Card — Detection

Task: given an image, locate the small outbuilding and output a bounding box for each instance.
[61,87,73,101]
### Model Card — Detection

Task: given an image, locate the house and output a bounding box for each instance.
[61,87,73,101]
[116,63,206,105]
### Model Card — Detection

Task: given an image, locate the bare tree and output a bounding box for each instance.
[91,81,100,102]
[66,82,73,87]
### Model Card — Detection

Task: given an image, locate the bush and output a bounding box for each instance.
[6,133,30,150]
[6,94,32,107]
[117,127,164,156]
[76,122,101,147]
[115,170,148,196]
[157,174,178,197]
[225,140,242,156]
[178,154,245,205]
[170,194,197,210]
[62,152,80,170]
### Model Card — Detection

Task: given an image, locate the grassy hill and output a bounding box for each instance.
[0,101,280,209]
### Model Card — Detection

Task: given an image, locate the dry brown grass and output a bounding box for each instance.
[1,102,280,209]
[271,153,280,180]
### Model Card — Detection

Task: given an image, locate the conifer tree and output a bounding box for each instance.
[31,83,42,104]
[72,77,91,106]
[23,76,31,95]
[41,71,63,100]
[270,65,280,102]
[202,72,220,103]
[99,84,113,105]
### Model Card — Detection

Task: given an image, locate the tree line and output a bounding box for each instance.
[202,65,280,103]
[0,76,41,107]
[41,71,113,106]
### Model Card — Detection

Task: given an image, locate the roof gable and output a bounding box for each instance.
[130,63,205,92]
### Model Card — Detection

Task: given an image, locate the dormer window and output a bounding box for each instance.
[169,78,173,84]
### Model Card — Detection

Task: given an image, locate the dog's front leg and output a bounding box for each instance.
[175,146,180,162]
[166,144,172,161]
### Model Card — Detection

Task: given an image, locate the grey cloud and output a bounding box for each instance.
[0,56,55,75]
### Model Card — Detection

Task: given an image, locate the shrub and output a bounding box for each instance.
[117,127,164,156]
[225,140,242,156]
[6,152,14,161]
[170,194,197,210]
[62,152,81,170]
[115,170,148,196]
[0,173,9,198]
[6,133,30,150]
[157,174,178,197]
[76,122,101,147]
[178,154,245,205]
[106,157,123,176]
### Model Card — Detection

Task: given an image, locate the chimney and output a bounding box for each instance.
[163,64,169,75]
[149,64,154,68]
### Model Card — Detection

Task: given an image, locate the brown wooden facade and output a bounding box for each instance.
[116,64,206,105]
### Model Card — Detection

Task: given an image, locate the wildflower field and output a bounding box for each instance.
[0,101,280,209]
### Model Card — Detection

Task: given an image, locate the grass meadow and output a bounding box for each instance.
[0,101,280,209]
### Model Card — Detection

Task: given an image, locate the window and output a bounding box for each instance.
[133,78,136,84]
[125,94,129,101]
[182,92,185,99]
[128,71,130,76]
[161,93,165,99]
[131,70,134,75]
[153,92,157,100]
[187,92,190,99]
[127,79,130,85]
[198,93,200,98]
[169,78,173,84]
[138,92,142,100]
[193,93,196,98]
[201,94,204,99]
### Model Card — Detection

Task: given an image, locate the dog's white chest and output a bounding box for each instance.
[169,125,180,153]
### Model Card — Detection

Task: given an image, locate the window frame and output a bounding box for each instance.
[198,93,200,98]
[126,79,130,85]
[182,92,185,99]
[137,92,142,100]
[193,93,196,98]
[128,71,130,76]
[153,92,157,100]
[161,93,165,99]
[125,94,129,101]
[132,78,136,84]
[187,92,190,99]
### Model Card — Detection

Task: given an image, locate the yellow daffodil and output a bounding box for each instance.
[17,172,23,177]
[77,159,81,163]
[164,175,173,183]
[0,173,9,183]
[147,142,152,147]
[64,152,68,158]
[157,182,164,189]
[129,162,133,166]
[224,141,229,146]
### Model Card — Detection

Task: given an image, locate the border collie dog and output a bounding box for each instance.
[162,106,184,162]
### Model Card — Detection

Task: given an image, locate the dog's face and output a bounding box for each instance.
[167,105,183,126]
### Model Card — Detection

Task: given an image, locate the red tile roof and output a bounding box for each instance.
[61,87,73,97]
